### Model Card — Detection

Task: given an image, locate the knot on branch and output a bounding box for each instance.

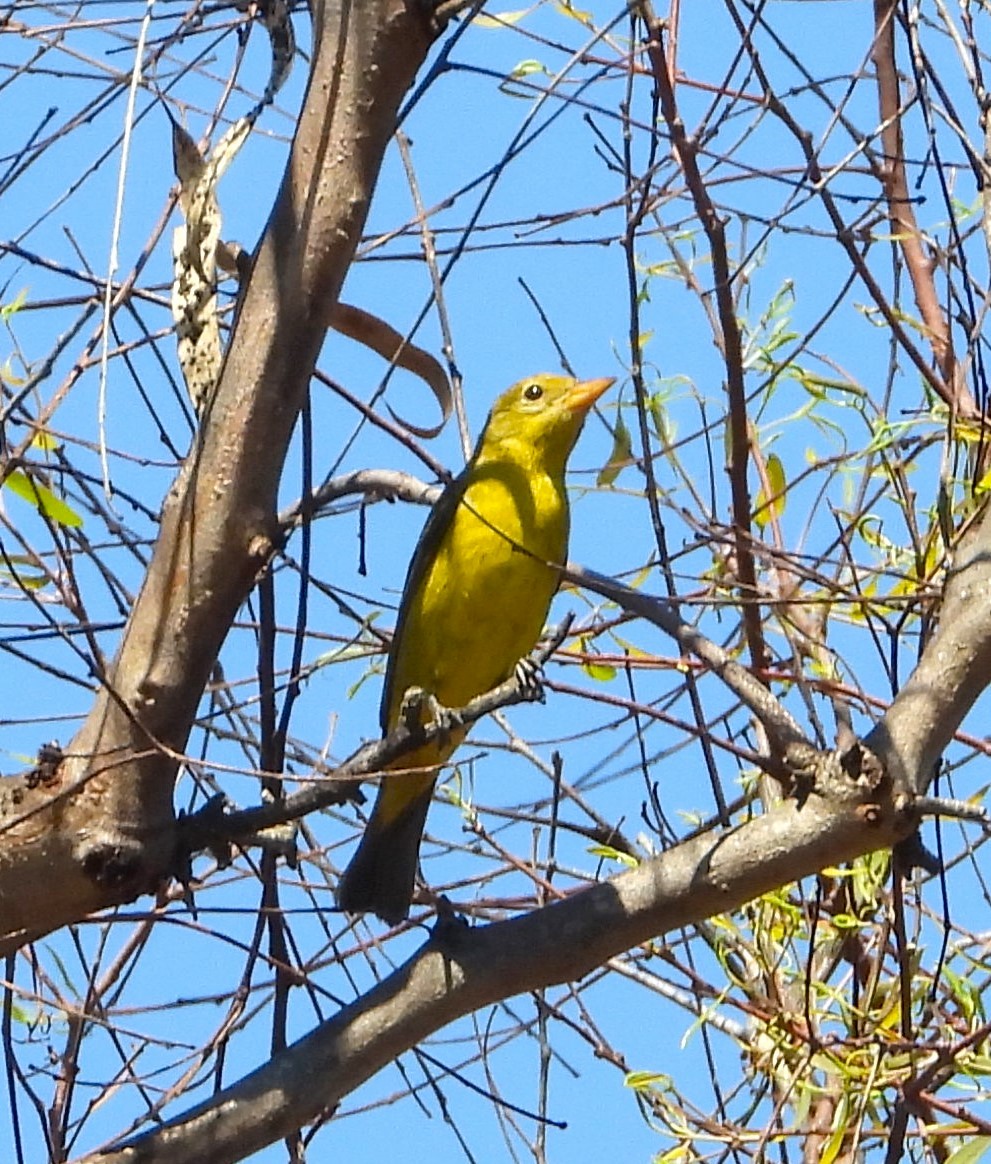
[837,740,885,790]
[81,843,146,892]
[25,741,64,789]
[785,738,887,808]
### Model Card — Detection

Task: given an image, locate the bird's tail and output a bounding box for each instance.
[336,782,434,924]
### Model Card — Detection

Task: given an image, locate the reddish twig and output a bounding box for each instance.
[872,0,961,400]
[639,2,769,676]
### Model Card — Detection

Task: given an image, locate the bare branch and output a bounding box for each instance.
[563,562,813,762]
[871,0,961,399]
[180,618,574,851]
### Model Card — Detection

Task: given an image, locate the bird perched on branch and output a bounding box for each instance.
[336,373,614,923]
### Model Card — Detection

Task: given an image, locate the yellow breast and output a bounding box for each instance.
[384,458,568,729]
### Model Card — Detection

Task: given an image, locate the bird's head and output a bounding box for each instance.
[478,373,614,469]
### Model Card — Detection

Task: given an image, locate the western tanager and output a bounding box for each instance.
[336,373,613,922]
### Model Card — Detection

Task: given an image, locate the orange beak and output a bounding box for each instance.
[564,376,615,414]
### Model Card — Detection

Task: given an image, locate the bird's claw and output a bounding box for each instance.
[398,685,426,731]
[431,895,470,945]
[399,686,462,739]
[514,656,545,703]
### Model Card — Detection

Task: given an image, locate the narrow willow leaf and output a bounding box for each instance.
[753,452,786,528]
[556,1,593,25]
[0,556,49,589]
[5,471,83,528]
[0,358,24,388]
[508,59,546,79]
[578,634,617,681]
[1,287,28,322]
[648,393,668,443]
[624,1070,672,1090]
[597,411,632,486]
[588,844,638,867]
[31,430,60,452]
[473,8,528,26]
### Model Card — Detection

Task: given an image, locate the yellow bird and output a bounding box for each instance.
[336,373,614,923]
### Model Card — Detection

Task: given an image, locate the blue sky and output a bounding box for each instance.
[3,1,989,1160]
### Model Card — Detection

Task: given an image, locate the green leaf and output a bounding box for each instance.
[655,1149,691,1164]
[472,8,527,27]
[648,393,669,443]
[31,430,60,452]
[508,59,547,80]
[7,1001,36,1025]
[44,942,82,997]
[830,912,866,931]
[498,59,551,97]
[943,966,983,1023]
[753,453,786,528]
[945,1137,991,1164]
[819,1094,851,1164]
[4,470,83,528]
[556,1,593,24]
[0,555,50,589]
[578,636,616,681]
[597,411,632,486]
[1,287,28,322]
[0,356,24,388]
[624,1070,672,1091]
[588,843,638,868]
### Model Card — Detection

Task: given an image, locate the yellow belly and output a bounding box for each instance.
[384,460,568,731]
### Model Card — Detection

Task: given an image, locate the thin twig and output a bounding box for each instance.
[180,617,576,852]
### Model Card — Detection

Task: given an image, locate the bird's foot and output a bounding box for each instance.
[399,685,463,739]
[514,656,546,703]
[431,894,471,946]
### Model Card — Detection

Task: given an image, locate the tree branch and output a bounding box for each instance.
[865,498,991,796]
[562,562,813,763]
[872,0,960,395]
[640,3,768,676]
[180,618,573,852]
[0,0,438,955]
[81,753,912,1164]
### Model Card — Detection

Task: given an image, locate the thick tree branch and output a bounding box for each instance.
[81,758,912,1164]
[865,498,991,795]
[0,0,437,955]
[78,517,991,1162]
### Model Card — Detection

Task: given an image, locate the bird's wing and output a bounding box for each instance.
[379,465,470,734]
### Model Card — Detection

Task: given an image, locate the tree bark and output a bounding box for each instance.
[0,0,436,954]
[82,769,911,1164]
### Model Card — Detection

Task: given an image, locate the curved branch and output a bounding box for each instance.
[181,618,573,850]
[640,3,768,676]
[563,562,812,761]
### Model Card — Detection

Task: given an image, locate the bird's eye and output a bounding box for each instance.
[523,382,543,401]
